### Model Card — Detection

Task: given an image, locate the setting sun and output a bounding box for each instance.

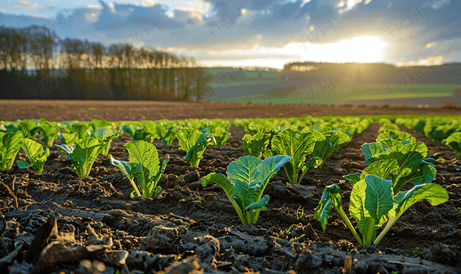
[296,35,389,63]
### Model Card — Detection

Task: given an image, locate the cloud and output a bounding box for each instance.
[423,0,451,10]
[10,0,52,10]
[0,0,460,67]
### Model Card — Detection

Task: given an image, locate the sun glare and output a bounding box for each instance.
[297,35,389,63]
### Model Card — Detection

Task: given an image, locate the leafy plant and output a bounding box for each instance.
[87,126,119,157]
[308,129,351,168]
[175,128,216,167]
[316,175,448,245]
[0,131,24,170]
[201,155,291,224]
[16,139,50,174]
[58,132,79,146]
[212,127,231,146]
[5,119,40,140]
[38,119,60,147]
[442,132,461,157]
[242,133,271,158]
[122,125,155,143]
[357,141,440,194]
[56,137,103,177]
[263,129,322,184]
[110,141,169,198]
[155,123,177,146]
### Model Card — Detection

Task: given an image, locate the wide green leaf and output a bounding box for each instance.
[125,140,159,187]
[18,138,50,174]
[0,131,24,170]
[361,142,386,165]
[243,133,270,158]
[364,175,394,220]
[315,184,341,232]
[360,159,399,180]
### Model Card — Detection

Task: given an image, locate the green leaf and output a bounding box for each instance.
[19,138,50,174]
[364,175,394,220]
[253,155,292,188]
[16,160,30,169]
[176,129,214,167]
[125,140,160,197]
[344,173,361,184]
[315,184,341,232]
[242,133,271,158]
[369,142,427,168]
[443,132,461,157]
[59,132,79,146]
[212,127,231,147]
[227,156,261,186]
[245,195,270,211]
[0,131,24,170]
[270,129,316,184]
[110,155,135,182]
[361,143,386,165]
[360,160,399,180]
[374,183,449,246]
[377,130,416,144]
[70,137,102,177]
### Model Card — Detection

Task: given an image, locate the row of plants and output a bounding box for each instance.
[0,115,454,246]
[395,116,461,156]
[315,118,448,246]
[0,116,371,213]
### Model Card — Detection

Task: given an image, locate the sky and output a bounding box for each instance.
[0,0,460,69]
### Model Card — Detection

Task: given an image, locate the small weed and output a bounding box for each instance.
[289,234,306,242]
[183,224,188,228]
[296,205,304,220]
[453,210,461,216]
[412,249,418,254]
[175,254,182,261]
[49,212,54,217]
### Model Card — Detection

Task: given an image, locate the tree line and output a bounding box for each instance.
[0,25,213,101]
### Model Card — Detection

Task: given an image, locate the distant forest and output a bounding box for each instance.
[0,25,213,101]
[281,61,461,85]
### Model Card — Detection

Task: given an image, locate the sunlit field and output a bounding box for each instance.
[215,83,461,104]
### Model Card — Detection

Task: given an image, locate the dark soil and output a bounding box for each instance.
[2,100,461,273]
[1,118,461,274]
[1,99,461,121]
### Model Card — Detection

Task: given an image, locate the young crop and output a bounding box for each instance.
[38,119,60,147]
[110,141,169,198]
[442,132,461,157]
[316,175,448,245]
[0,131,23,171]
[4,119,40,140]
[202,155,292,224]
[357,141,442,194]
[56,137,103,177]
[122,125,156,143]
[87,126,120,157]
[262,129,322,184]
[155,123,177,146]
[212,127,231,146]
[175,128,216,167]
[16,139,50,174]
[58,132,79,146]
[242,133,271,158]
[308,129,351,168]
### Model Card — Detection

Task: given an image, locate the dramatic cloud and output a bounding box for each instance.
[0,0,460,68]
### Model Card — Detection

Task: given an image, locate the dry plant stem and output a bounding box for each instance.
[0,177,18,210]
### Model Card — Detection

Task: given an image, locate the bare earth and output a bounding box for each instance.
[1,99,461,121]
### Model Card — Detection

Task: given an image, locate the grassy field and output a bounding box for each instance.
[214,83,461,104]
[204,67,280,79]
[206,79,282,88]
